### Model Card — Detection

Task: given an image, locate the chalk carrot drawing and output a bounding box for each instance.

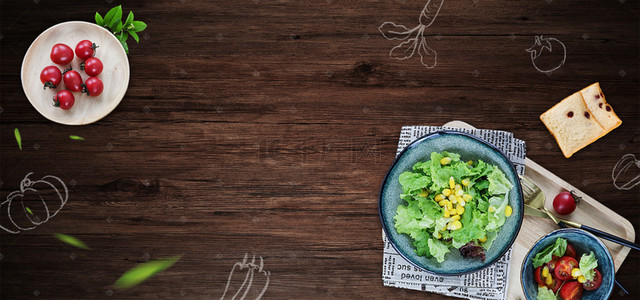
[221,253,270,300]
[379,0,445,68]
[526,35,566,73]
[0,172,68,234]
[612,154,640,190]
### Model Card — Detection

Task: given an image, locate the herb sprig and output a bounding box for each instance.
[95,5,147,54]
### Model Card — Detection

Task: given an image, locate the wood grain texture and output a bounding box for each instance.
[1,0,639,299]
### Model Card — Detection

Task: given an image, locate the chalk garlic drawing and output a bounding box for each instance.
[221,253,270,300]
[0,172,68,234]
[378,0,445,68]
[612,154,640,190]
[526,35,566,73]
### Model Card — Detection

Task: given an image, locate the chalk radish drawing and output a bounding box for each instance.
[221,253,270,300]
[0,172,68,234]
[379,0,445,68]
[612,154,640,190]
[526,35,566,73]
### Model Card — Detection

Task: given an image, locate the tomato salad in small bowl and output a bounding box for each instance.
[521,228,615,300]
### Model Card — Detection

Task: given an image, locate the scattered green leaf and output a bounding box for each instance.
[95,5,145,55]
[120,40,129,54]
[69,135,85,140]
[130,21,147,32]
[54,233,91,250]
[124,11,134,27]
[103,5,120,27]
[14,128,22,150]
[114,256,181,289]
[109,6,123,28]
[26,206,33,215]
[129,31,139,43]
[95,12,104,26]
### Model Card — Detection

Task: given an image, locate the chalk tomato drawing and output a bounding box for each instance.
[0,172,68,234]
[612,154,640,190]
[221,254,270,300]
[526,35,566,73]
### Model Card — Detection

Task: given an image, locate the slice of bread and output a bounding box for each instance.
[580,82,622,133]
[540,92,605,158]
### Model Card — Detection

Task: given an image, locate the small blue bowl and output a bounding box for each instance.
[521,228,615,300]
[378,131,524,275]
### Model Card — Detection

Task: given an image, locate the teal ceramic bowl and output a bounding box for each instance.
[379,131,524,275]
[521,228,615,300]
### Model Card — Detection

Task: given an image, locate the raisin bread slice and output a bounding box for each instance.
[580,82,622,133]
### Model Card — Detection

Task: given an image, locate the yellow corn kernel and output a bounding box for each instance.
[450,208,458,215]
[461,178,470,186]
[442,189,452,197]
[438,200,447,207]
[456,204,465,215]
[545,275,553,286]
[450,215,461,221]
[577,276,586,283]
[449,220,462,230]
[435,194,445,202]
[448,195,457,202]
[571,268,582,278]
[505,205,513,217]
[449,177,455,189]
[458,198,466,207]
[488,206,496,213]
[444,210,450,218]
[454,184,462,191]
[455,189,464,197]
[478,236,487,242]
[542,266,550,278]
[467,160,473,166]
[463,194,472,201]
[451,196,457,204]
[446,202,453,211]
[440,157,452,165]
[435,232,442,239]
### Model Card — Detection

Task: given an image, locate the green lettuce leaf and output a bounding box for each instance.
[488,167,513,195]
[536,286,557,300]
[579,251,598,281]
[428,238,450,263]
[399,172,431,194]
[485,192,509,231]
[532,238,567,268]
[450,202,487,246]
[411,230,432,257]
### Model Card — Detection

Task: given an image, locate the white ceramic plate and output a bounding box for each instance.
[21,21,130,125]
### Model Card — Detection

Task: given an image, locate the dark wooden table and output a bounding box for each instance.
[1,0,638,299]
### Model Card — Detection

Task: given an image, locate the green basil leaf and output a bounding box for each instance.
[69,135,85,140]
[14,128,21,150]
[129,31,139,43]
[115,20,123,33]
[114,256,181,289]
[120,40,129,54]
[95,12,104,26]
[119,31,129,42]
[54,233,91,250]
[103,5,121,28]
[109,6,123,28]
[131,21,147,32]
[124,11,134,27]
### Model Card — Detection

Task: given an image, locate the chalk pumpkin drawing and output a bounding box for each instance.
[379,0,445,68]
[221,254,270,300]
[612,154,640,190]
[0,172,68,234]
[526,35,566,73]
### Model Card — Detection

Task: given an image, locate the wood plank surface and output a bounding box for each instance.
[1,0,639,299]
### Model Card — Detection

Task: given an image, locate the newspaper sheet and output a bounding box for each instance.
[382,126,526,300]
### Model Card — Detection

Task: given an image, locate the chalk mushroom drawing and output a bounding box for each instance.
[0,172,68,234]
[221,254,270,300]
[526,35,566,73]
[378,0,445,68]
[612,154,640,190]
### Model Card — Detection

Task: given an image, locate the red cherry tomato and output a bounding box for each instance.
[583,269,603,291]
[50,43,74,65]
[559,281,583,300]
[553,191,579,215]
[75,40,98,60]
[534,266,545,287]
[550,277,564,293]
[555,256,579,281]
[62,69,83,92]
[565,244,577,259]
[39,66,61,89]
[52,90,74,110]
[82,57,103,76]
[546,255,560,273]
[83,77,103,96]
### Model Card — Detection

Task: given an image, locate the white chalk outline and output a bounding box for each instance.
[0,172,68,234]
[612,154,640,190]
[221,253,270,300]
[379,0,445,68]
[525,35,566,73]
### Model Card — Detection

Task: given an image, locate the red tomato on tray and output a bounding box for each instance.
[555,256,578,281]
[50,43,74,65]
[40,66,61,89]
[75,39,98,60]
[83,77,103,96]
[62,69,83,92]
[82,57,103,77]
[53,90,74,110]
